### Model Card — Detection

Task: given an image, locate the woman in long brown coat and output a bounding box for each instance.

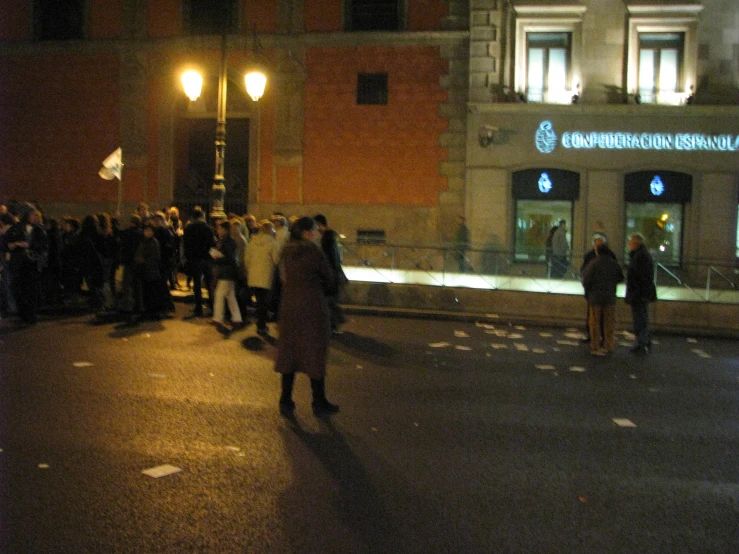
[275,216,338,416]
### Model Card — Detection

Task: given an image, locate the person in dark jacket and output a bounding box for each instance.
[60,217,81,299]
[314,214,347,334]
[118,214,144,319]
[77,215,105,313]
[625,233,657,353]
[581,241,624,355]
[210,219,243,333]
[275,216,338,417]
[183,207,215,317]
[579,233,618,344]
[151,212,175,312]
[3,206,49,325]
[135,222,165,319]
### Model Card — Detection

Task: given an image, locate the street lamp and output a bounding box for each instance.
[181,35,266,221]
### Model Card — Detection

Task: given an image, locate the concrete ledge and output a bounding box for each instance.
[343,282,739,338]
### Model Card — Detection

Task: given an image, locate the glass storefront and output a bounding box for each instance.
[512,168,580,263]
[515,200,572,262]
[624,170,692,267]
[625,202,683,265]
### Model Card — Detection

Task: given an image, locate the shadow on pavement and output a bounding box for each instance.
[276,418,475,553]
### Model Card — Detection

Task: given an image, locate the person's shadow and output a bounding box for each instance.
[276,417,474,553]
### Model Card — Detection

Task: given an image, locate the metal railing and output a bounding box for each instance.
[340,241,739,304]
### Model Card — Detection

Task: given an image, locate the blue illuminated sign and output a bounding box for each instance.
[536,121,739,154]
[538,172,553,193]
[650,176,665,196]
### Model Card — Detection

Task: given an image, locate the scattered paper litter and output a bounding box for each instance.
[612,418,637,428]
[72,362,93,367]
[491,343,508,349]
[619,341,633,347]
[486,314,500,319]
[455,345,473,351]
[552,347,561,352]
[145,333,151,338]
[697,353,712,359]
[38,463,50,469]
[536,364,556,370]
[564,332,585,339]
[539,332,553,337]
[629,374,638,380]
[454,330,469,338]
[687,338,698,343]
[142,464,182,478]
[507,333,524,339]
[488,330,508,336]
[148,373,167,379]
[569,366,586,373]
[648,387,660,393]
[514,344,529,351]
[514,325,526,330]
[475,322,496,329]
[225,446,241,452]
[566,328,578,332]
[356,365,364,369]
[486,352,491,357]
[532,348,546,354]
[651,339,660,345]
[428,342,450,348]
[557,340,580,346]
[122,338,128,342]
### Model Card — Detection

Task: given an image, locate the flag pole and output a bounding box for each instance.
[116,167,123,217]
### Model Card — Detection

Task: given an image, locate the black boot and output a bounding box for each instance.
[279,373,296,415]
[311,378,339,416]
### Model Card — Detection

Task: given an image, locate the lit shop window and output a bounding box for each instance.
[512,168,580,262]
[626,4,702,105]
[624,170,692,267]
[638,33,683,104]
[513,5,585,104]
[526,33,571,103]
[515,200,572,262]
[625,203,683,266]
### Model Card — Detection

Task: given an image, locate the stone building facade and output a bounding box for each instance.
[0,0,737,266]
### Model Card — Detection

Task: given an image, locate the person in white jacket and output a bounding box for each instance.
[246,220,281,334]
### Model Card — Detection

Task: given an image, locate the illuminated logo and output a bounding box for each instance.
[650,175,665,196]
[538,172,553,193]
[535,121,557,154]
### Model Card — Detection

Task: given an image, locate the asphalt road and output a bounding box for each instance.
[1,306,738,553]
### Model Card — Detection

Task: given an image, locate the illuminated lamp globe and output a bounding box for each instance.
[181,70,203,102]
[245,71,267,101]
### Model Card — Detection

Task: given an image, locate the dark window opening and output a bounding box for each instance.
[185,0,239,35]
[347,0,402,31]
[35,0,85,41]
[357,73,388,105]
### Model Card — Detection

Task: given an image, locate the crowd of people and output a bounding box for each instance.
[1,201,348,415]
[0,202,347,332]
[2,199,657,412]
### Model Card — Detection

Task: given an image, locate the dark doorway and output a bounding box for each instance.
[174,117,250,217]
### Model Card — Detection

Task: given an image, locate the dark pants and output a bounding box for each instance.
[253,287,270,331]
[631,302,651,347]
[15,264,41,324]
[188,258,213,314]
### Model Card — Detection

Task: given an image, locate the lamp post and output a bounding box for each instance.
[182,35,266,221]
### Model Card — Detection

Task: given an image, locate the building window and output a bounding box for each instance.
[185,0,238,35]
[526,33,571,103]
[35,0,85,41]
[637,33,684,104]
[625,203,683,266]
[357,73,388,105]
[626,4,702,105]
[513,5,586,104]
[347,0,402,31]
[514,200,572,263]
[624,170,692,267]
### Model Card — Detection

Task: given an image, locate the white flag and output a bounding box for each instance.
[99,147,122,180]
